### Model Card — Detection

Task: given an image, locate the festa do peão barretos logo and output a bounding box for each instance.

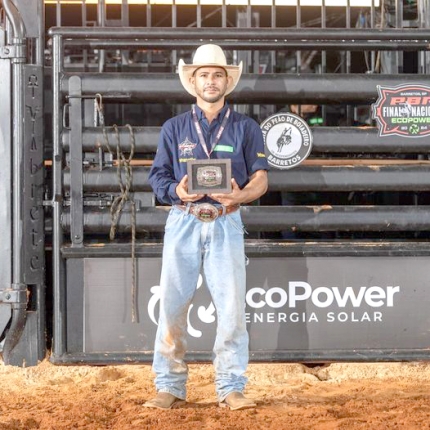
[260,112,313,169]
[372,83,430,137]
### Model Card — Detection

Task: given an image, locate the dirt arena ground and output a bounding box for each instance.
[0,359,429,429]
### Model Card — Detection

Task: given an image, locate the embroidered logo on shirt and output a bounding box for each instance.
[178,137,197,158]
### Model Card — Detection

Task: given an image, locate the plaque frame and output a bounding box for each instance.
[187,159,232,194]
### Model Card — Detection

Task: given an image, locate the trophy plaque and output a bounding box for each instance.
[187,159,232,194]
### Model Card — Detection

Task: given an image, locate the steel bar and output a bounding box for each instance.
[59,239,430,259]
[62,165,430,192]
[240,205,430,232]
[62,126,159,152]
[1,0,25,39]
[60,205,430,233]
[0,35,12,298]
[62,39,430,51]
[306,127,430,154]
[268,165,430,192]
[69,76,84,247]
[47,349,430,365]
[62,126,430,154]
[51,33,67,359]
[3,0,27,364]
[48,26,430,41]
[60,73,430,104]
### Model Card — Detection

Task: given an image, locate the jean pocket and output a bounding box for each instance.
[227,212,248,235]
[165,207,183,232]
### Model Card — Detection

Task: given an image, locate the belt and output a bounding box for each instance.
[176,203,240,222]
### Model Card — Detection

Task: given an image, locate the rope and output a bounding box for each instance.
[96,95,139,323]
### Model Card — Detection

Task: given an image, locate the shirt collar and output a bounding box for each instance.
[194,103,230,123]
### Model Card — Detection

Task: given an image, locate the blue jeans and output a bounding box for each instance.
[152,206,249,401]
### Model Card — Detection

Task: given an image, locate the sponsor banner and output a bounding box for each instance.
[260,112,313,169]
[83,256,430,354]
[372,83,430,137]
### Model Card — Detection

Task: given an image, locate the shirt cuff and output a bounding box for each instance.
[168,182,180,204]
[251,160,270,174]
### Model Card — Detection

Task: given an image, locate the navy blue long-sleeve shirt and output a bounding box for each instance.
[149,103,269,205]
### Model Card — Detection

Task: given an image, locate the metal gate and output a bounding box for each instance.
[3,0,430,365]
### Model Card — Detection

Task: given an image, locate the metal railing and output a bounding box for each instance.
[49,23,430,240]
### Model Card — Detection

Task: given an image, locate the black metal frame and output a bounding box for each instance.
[0,0,46,366]
[46,22,430,364]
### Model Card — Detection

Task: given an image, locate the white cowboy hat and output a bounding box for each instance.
[178,44,243,97]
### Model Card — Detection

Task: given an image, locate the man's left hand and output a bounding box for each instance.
[210,170,268,206]
[209,179,241,206]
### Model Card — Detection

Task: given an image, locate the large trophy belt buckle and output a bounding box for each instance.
[194,203,219,222]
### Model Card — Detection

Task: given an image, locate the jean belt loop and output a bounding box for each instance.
[185,202,192,215]
[221,205,226,216]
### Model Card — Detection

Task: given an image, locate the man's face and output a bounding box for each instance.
[191,67,231,103]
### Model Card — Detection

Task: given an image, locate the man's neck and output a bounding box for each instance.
[196,99,225,124]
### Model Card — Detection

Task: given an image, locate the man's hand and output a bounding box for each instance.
[209,178,241,206]
[210,170,268,206]
[176,175,204,203]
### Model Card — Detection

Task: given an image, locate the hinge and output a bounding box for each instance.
[1,286,28,304]
[0,44,26,60]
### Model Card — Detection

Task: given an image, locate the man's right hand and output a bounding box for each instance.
[176,175,205,202]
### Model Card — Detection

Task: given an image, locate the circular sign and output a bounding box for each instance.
[260,112,313,170]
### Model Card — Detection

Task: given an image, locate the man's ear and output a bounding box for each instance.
[227,75,233,86]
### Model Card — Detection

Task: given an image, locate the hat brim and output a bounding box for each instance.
[178,60,243,98]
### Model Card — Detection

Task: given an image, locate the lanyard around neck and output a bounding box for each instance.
[192,105,231,158]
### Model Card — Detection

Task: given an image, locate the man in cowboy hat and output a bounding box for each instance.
[145,44,269,410]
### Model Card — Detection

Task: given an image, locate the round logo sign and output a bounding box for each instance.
[260,112,313,170]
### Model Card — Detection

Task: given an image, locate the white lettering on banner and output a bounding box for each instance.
[148,279,400,338]
[246,282,400,309]
[326,311,383,322]
[247,287,287,309]
[244,311,384,324]
[245,312,319,324]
